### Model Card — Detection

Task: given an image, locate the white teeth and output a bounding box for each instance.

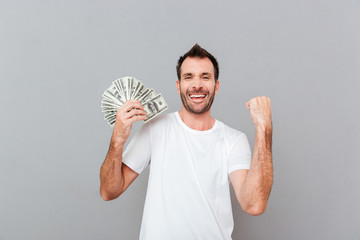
[190,94,205,98]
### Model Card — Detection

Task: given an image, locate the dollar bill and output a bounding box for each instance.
[143,93,168,123]
[101,76,168,126]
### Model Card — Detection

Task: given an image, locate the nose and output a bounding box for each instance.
[191,77,202,90]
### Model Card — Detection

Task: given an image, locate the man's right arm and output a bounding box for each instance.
[100,100,146,201]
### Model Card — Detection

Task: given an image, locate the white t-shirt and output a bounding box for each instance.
[123,112,252,240]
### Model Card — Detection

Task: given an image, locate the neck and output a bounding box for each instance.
[178,107,215,131]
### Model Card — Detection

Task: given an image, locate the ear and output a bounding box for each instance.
[215,80,220,95]
[176,80,180,94]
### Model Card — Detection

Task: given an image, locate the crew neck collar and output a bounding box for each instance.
[174,112,219,134]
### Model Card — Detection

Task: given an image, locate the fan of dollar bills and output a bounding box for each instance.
[101,76,168,127]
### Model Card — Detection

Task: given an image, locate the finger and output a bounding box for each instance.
[127,114,147,124]
[245,99,254,109]
[117,101,144,117]
[114,110,146,129]
[125,109,146,119]
[267,97,271,105]
[123,101,144,112]
[122,99,143,108]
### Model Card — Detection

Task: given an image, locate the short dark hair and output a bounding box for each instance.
[176,44,219,81]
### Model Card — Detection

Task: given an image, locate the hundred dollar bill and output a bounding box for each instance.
[103,84,125,105]
[119,77,128,101]
[132,80,143,99]
[101,76,168,126]
[143,93,168,123]
[113,79,124,99]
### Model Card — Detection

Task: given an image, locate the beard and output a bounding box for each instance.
[179,86,216,114]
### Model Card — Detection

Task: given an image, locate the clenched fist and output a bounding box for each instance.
[245,96,272,129]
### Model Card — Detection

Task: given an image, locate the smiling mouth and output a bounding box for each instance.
[189,94,206,99]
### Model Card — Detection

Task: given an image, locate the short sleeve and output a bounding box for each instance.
[122,123,151,174]
[227,134,252,174]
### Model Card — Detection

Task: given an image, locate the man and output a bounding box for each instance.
[100,44,273,239]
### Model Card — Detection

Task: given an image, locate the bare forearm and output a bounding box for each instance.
[100,140,125,200]
[240,124,273,214]
[100,100,147,201]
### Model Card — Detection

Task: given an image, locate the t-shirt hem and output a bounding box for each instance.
[227,164,250,174]
[122,160,142,174]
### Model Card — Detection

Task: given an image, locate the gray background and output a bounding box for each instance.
[1,0,359,239]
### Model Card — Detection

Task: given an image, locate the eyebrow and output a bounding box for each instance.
[201,73,212,77]
[182,73,193,78]
[182,72,212,77]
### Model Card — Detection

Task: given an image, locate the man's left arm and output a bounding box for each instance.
[230,96,273,216]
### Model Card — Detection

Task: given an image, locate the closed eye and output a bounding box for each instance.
[183,73,192,80]
[201,73,212,80]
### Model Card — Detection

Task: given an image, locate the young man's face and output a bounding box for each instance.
[176,57,219,114]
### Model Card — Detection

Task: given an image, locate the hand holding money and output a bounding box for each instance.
[101,76,168,127]
[112,100,146,144]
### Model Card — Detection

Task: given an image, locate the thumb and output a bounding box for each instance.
[245,101,250,110]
